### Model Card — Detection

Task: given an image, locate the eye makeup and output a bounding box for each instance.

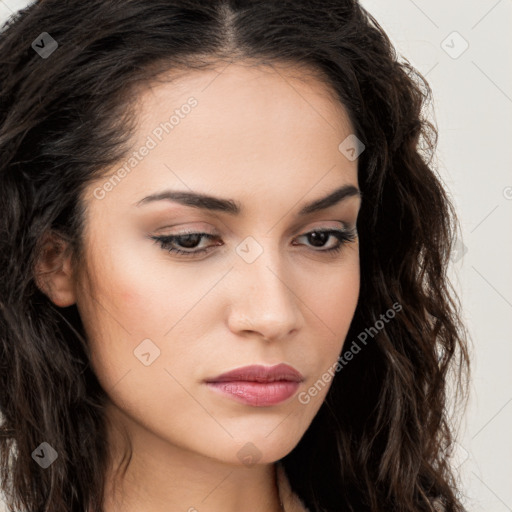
[149,226,358,259]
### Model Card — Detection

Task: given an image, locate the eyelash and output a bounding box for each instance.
[150,228,357,258]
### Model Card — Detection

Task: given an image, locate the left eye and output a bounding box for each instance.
[150,228,357,258]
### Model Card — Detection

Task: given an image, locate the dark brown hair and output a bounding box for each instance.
[0,1,469,511]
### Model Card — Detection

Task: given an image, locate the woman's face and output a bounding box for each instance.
[76,63,361,466]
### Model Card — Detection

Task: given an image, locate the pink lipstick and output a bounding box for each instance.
[204,363,303,407]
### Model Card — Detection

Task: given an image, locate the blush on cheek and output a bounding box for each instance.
[119,289,138,303]
[106,269,148,307]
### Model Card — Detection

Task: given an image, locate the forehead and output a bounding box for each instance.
[86,62,358,212]
[131,61,353,151]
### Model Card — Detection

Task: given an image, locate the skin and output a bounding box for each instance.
[36,62,362,512]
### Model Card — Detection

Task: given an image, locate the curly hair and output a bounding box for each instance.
[0,1,469,511]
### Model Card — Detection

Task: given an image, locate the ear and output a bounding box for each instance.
[34,231,77,307]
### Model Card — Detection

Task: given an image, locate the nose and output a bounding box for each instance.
[226,248,304,342]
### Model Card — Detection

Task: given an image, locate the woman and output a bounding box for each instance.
[0,1,469,511]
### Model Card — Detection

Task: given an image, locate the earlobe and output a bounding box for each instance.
[33,231,77,307]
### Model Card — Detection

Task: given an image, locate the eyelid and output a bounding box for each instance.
[149,224,357,259]
[152,221,352,239]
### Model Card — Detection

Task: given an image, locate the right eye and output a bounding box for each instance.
[150,231,222,257]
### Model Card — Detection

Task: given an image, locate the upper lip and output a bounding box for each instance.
[205,363,304,383]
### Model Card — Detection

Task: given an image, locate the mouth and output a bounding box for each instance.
[204,363,304,407]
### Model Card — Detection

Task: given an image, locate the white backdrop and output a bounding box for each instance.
[1,0,511,510]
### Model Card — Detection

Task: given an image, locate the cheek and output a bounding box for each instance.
[308,258,360,335]
[91,270,163,333]
[74,247,166,389]
[299,259,360,393]
[83,240,173,336]
[77,248,213,393]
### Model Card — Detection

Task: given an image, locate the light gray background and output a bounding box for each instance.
[1,0,511,510]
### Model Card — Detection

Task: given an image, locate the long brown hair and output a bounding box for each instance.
[0,1,469,511]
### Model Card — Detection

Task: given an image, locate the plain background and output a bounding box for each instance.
[0,0,511,510]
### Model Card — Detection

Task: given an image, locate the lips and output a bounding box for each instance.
[205,363,304,383]
[204,364,304,407]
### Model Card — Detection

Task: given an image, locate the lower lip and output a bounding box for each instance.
[205,381,300,406]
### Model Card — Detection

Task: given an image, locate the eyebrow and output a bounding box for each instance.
[135,183,361,216]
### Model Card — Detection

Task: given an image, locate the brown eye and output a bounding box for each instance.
[294,229,358,254]
[149,227,357,259]
[150,232,221,257]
